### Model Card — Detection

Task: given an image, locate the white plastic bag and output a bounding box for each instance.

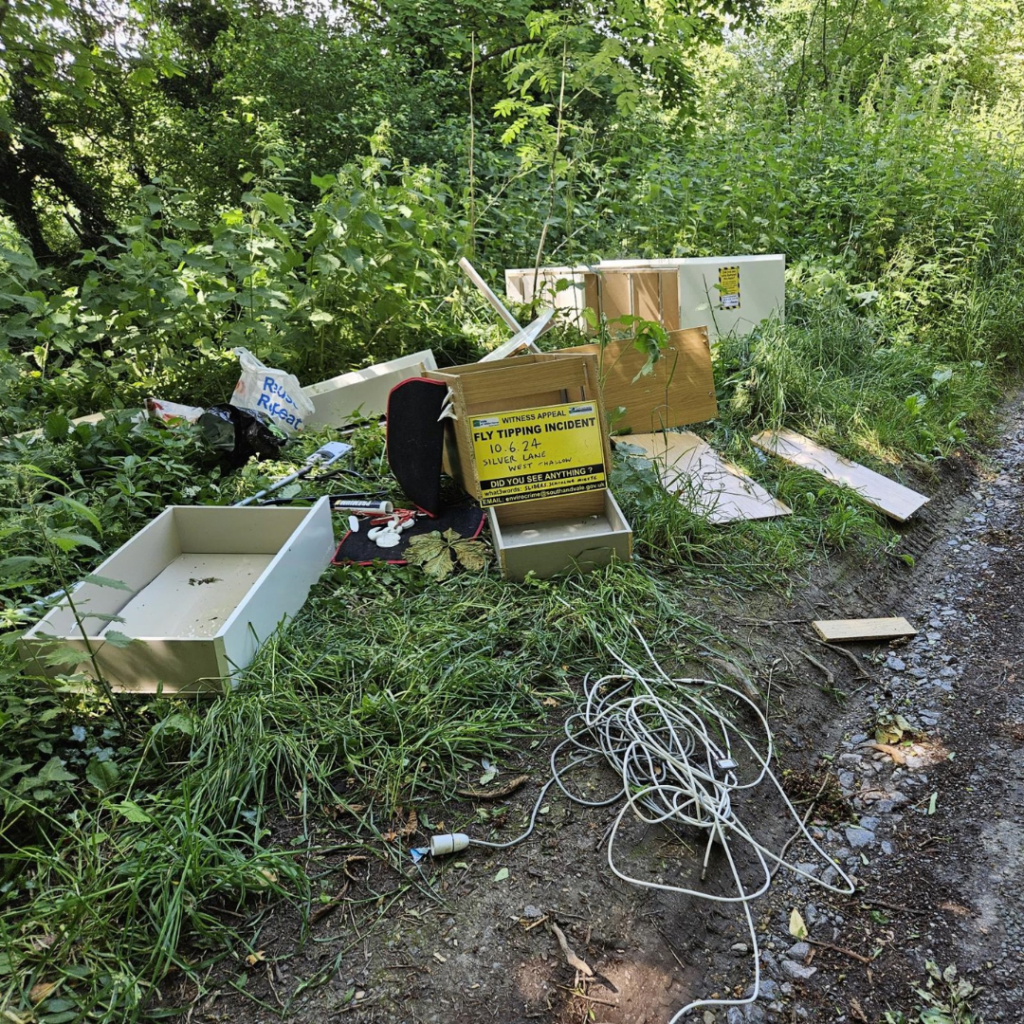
[145,397,205,424]
[230,347,315,435]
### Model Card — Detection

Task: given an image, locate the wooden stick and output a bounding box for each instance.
[802,651,835,685]
[806,938,873,964]
[554,985,618,1007]
[459,257,521,332]
[551,921,594,977]
[813,638,872,678]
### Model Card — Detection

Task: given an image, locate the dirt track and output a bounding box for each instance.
[182,390,1024,1024]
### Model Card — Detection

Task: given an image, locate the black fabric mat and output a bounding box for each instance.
[386,377,448,516]
[332,503,485,566]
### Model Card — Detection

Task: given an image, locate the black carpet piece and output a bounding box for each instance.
[386,377,448,516]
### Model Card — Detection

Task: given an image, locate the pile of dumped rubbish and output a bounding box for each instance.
[12,255,933,1021]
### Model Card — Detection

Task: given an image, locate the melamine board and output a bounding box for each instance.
[751,429,928,522]
[624,432,791,523]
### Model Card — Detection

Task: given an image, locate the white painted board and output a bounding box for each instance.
[20,500,336,694]
[504,266,592,332]
[623,431,791,523]
[478,308,554,362]
[303,350,438,428]
[751,429,928,522]
[599,255,785,341]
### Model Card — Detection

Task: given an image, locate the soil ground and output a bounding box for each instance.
[172,390,1024,1024]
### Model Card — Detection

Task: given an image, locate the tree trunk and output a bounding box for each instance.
[0,135,53,260]
[11,65,116,253]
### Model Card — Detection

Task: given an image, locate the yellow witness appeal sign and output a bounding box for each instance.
[471,401,607,506]
[718,265,740,310]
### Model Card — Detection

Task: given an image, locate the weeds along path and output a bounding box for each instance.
[170,395,1024,1024]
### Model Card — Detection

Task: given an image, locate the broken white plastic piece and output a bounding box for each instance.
[348,516,360,533]
[438,389,458,422]
[429,833,470,857]
[375,530,402,548]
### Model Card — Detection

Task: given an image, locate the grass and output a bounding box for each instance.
[0,552,738,1022]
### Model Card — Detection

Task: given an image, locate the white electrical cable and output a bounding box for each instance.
[467,632,854,1020]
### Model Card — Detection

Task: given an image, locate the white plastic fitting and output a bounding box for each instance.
[429,833,470,857]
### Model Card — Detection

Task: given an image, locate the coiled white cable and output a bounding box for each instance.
[473,632,854,1020]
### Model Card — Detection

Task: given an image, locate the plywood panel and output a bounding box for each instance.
[751,429,928,522]
[633,273,661,323]
[624,432,791,523]
[564,326,716,432]
[457,363,587,407]
[812,617,917,643]
[660,271,680,331]
[601,272,632,321]
[584,274,600,325]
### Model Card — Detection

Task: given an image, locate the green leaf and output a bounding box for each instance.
[0,555,48,574]
[82,574,133,591]
[113,799,152,824]
[493,867,509,882]
[49,531,102,553]
[41,1009,80,1023]
[102,631,135,649]
[128,66,158,87]
[361,211,386,234]
[53,496,103,534]
[39,647,90,668]
[155,712,194,737]
[308,310,335,325]
[37,757,76,785]
[261,192,292,219]
[86,757,120,794]
[44,412,71,440]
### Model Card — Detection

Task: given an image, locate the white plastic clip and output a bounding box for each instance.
[438,388,458,422]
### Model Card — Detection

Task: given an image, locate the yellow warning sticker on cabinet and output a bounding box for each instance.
[471,401,606,506]
[718,265,741,310]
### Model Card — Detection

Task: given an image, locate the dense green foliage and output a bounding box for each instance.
[1,0,1023,1019]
